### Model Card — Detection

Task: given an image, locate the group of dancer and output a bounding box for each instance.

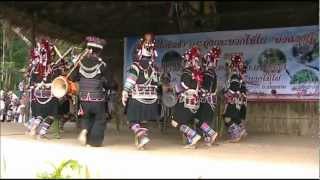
[22,32,247,150]
[122,33,248,149]
[24,36,116,144]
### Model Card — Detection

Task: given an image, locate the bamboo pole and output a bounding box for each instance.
[31,12,36,48]
[4,67,7,89]
[8,36,12,90]
[8,71,11,90]
[11,26,32,47]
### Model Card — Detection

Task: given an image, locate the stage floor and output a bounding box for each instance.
[0,122,319,178]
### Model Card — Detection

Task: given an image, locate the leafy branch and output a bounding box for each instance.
[36,159,90,179]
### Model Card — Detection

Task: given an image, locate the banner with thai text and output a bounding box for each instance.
[124,25,319,101]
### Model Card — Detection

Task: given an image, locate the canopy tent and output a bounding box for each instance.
[0,1,317,44]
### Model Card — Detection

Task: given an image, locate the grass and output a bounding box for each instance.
[36,159,90,179]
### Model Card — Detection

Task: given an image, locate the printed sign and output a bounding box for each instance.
[124,25,319,101]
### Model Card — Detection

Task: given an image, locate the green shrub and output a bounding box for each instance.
[36,159,90,179]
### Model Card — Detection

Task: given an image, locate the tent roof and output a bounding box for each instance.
[0,1,317,43]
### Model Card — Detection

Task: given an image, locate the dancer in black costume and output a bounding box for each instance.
[122,33,161,150]
[171,47,204,149]
[223,55,247,142]
[194,47,222,146]
[71,36,116,147]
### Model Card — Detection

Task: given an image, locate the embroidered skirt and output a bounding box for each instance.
[126,98,160,122]
[223,103,240,121]
[195,102,215,123]
[31,97,58,118]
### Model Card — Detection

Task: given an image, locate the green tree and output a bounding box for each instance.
[0,22,28,90]
[0,20,79,90]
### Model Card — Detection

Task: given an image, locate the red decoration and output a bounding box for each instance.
[190,47,200,60]
[29,39,55,80]
[183,47,201,65]
[209,46,221,59]
[204,46,221,68]
[192,69,204,86]
[230,54,247,75]
[231,55,242,64]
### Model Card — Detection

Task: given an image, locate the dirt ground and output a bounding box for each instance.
[0,122,319,178]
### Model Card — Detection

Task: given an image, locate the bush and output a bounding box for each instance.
[36,159,90,179]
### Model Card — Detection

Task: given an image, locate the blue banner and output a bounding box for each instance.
[124,26,319,101]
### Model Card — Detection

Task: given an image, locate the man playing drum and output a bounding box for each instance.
[223,55,247,142]
[25,39,60,139]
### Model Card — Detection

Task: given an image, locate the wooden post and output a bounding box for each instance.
[31,12,36,48]
[1,22,5,89]
[199,1,204,15]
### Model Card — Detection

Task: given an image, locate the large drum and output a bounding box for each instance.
[162,91,177,108]
[161,83,177,108]
[51,76,79,99]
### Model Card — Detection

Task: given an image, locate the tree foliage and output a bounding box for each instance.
[0,21,80,91]
[0,22,28,90]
